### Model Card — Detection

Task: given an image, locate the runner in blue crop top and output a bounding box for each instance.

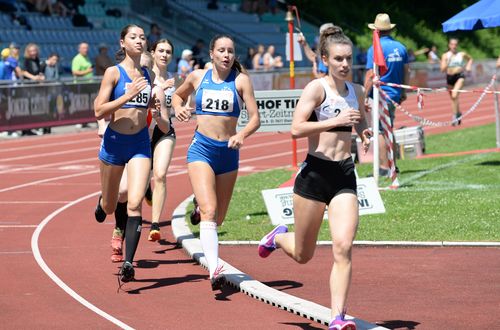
[194,69,242,117]
[172,34,260,290]
[92,24,164,284]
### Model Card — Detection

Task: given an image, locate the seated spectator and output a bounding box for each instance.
[177,49,194,78]
[263,45,283,70]
[94,43,113,76]
[22,43,45,81]
[0,48,9,80]
[427,45,439,64]
[24,0,53,15]
[252,44,265,70]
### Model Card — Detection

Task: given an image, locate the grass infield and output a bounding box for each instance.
[186,123,500,242]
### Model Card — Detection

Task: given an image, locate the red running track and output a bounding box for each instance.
[0,89,498,329]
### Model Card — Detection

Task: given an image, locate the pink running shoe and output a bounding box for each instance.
[258,225,288,258]
[329,316,356,330]
[210,264,225,291]
[111,230,123,263]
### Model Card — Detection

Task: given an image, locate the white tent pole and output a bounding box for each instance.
[495,74,500,148]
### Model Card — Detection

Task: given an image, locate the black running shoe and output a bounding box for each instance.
[190,197,201,225]
[144,184,152,206]
[210,264,225,291]
[456,112,462,125]
[94,195,106,223]
[120,261,135,282]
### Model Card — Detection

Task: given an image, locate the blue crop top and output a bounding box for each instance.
[195,69,242,117]
[110,64,152,109]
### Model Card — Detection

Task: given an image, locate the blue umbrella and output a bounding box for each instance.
[442,0,500,32]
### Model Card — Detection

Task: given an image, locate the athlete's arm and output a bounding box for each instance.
[228,73,260,149]
[150,85,170,134]
[464,52,473,72]
[353,84,372,153]
[94,66,148,119]
[440,53,449,72]
[172,69,202,122]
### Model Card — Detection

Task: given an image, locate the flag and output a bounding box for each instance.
[373,29,387,76]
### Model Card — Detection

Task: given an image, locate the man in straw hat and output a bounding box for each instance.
[364,13,409,177]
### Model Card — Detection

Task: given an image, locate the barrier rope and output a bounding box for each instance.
[376,74,497,127]
[377,95,399,188]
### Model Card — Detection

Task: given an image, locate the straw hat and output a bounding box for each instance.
[368,13,396,31]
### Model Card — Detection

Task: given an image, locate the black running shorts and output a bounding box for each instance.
[294,154,357,204]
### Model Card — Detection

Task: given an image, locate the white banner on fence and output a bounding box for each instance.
[262,177,386,225]
[237,89,302,132]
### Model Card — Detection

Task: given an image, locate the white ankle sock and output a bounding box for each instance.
[200,221,219,278]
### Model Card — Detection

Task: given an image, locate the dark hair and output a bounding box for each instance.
[209,34,245,73]
[151,38,175,55]
[115,24,144,62]
[319,25,352,57]
[48,52,59,58]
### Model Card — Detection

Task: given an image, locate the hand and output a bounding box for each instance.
[297,33,306,46]
[364,98,372,113]
[174,105,192,122]
[333,109,361,127]
[162,78,175,90]
[126,76,148,100]
[361,129,373,154]
[227,133,244,149]
[97,120,107,138]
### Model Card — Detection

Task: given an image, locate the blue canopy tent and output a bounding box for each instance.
[442,0,500,32]
[442,0,500,148]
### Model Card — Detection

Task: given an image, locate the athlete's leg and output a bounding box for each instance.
[327,192,359,318]
[452,77,465,117]
[123,157,150,263]
[188,161,220,278]
[275,194,326,263]
[151,137,176,227]
[99,161,125,214]
[214,169,238,225]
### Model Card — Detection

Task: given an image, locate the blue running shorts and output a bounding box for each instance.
[187,130,239,175]
[99,126,151,166]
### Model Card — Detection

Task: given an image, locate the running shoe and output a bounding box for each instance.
[111,229,123,263]
[119,261,135,283]
[456,111,462,125]
[329,316,356,330]
[258,224,288,258]
[144,184,152,206]
[210,264,225,291]
[190,197,201,225]
[95,195,106,223]
[148,222,161,242]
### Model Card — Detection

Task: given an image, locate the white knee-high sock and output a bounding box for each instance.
[200,221,219,278]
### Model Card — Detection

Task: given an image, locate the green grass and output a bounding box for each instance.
[187,123,500,242]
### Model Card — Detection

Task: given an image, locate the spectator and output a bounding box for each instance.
[94,43,113,76]
[24,0,53,15]
[191,38,206,69]
[71,42,93,79]
[297,23,334,78]
[147,23,162,50]
[427,45,439,64]
[263,45,283,70]
[364,13,409,177]
[252,44,265,70]
[40,52,60,80]
[243,46,256,70]
[2,42,23,81]
[177,49,194,78]
[0,48,9,80]
[22,43,45,81]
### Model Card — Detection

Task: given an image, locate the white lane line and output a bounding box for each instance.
[0,170,98,193]
[1,146,97,162]
[31,191,133,330]
[0,157,96,175]
[0,251,33,254]
[0,225,37,228]
[0,137,97,153]
[0,201,72,204]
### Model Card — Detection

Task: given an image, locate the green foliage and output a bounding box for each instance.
[288,0,499,59]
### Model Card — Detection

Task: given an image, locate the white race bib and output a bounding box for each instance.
[125,83,151,107]
[201,89,234,113]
